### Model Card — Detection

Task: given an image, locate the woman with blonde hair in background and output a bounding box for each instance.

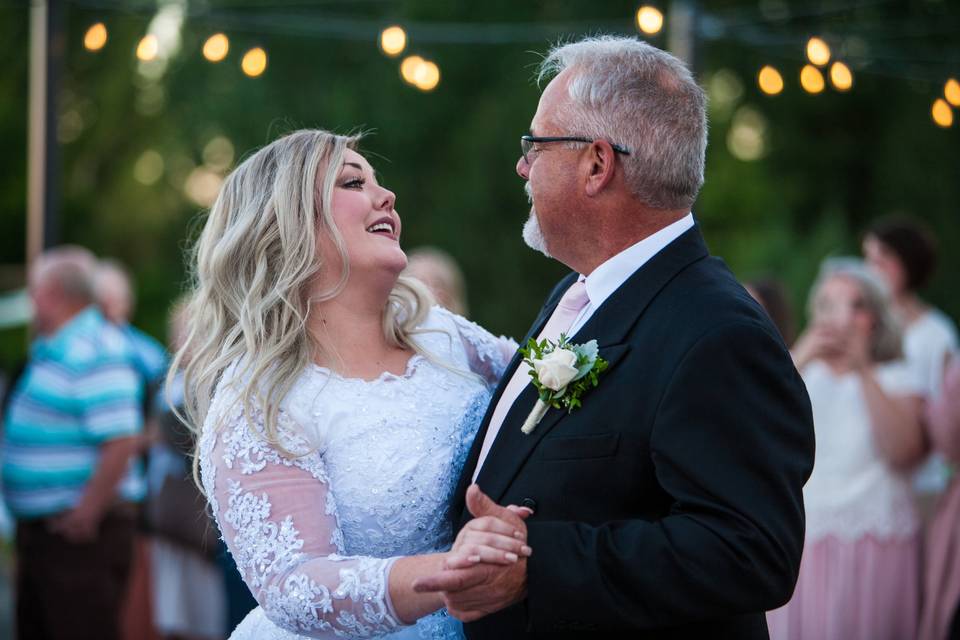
[768,258,926,640]
[173,129,528,639]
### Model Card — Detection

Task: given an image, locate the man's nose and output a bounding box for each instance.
[516,156,529,179]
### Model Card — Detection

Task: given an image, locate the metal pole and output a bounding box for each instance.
[668,0,699,73]
[27,0,48,268]
[26,0,62,270]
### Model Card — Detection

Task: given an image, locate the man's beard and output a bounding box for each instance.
[522,182,551,258]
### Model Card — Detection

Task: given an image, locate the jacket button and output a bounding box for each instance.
[520,497,537,512]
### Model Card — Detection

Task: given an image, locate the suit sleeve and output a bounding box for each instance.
[523,320,815,631]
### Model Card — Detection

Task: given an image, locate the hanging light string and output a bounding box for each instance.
[65,0,960,119]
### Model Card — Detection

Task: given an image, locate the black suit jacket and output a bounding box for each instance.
[452,226,815,639]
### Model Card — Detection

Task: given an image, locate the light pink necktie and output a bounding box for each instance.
[473,280,590,479]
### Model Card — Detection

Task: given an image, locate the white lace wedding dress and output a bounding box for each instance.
[198,307,516,639]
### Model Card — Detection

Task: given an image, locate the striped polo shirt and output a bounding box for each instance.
[2,307,146,519]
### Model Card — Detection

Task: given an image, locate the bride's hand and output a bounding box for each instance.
[445,491,533,569]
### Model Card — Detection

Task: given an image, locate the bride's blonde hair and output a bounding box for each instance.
[172,128,432,457]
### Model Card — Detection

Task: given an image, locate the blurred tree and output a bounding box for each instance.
[0,0,957,375]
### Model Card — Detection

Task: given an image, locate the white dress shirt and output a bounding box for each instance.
[568,213,695,336]
[472,213,695,480]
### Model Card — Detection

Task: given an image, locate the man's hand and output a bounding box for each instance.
[791,324,843,370]
[48,502,100,543]
[413,484,531,622]
[841,325,872,372]
[48,435,139,544]
[445,485,532,569]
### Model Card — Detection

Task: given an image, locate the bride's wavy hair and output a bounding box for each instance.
[171,128,433,461]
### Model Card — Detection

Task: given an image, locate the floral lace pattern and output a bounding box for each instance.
[198,308,516,639]
[802,360,923,542]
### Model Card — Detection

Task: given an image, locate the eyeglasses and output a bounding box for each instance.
[520,135,632,166]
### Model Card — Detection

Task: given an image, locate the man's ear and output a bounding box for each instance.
[584,140,617,197]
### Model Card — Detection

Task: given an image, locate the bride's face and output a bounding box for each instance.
[321,149,407,279]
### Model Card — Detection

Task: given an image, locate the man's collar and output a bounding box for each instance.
[32,306,103,355]
[581,213,695,306]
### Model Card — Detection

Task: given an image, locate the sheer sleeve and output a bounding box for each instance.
[435,307,517,386]
[198,390,405,638]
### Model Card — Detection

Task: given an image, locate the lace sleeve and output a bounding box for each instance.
[436,307,517,386]
[199,395,405,638]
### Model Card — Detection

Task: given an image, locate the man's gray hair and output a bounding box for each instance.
[808,257,903,363]
[539,36,708,210]
[31,245,97,303]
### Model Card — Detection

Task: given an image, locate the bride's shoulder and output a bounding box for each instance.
[420,305,488,345]
[205,359,318,455]
[411,305,464,356]
[419,304,459,331]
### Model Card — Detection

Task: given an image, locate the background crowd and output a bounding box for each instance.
[1,220,959,638]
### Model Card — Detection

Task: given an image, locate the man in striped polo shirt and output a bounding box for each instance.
[2,246,145,640]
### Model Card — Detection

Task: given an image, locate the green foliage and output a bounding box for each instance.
[0,1,958,375]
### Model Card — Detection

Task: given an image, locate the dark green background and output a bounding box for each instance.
[1,0,958,370]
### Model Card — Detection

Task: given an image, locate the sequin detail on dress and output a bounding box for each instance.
[198,308,516,639]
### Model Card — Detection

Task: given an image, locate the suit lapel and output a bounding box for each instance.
[473,226,710,503]
[451,273,580,512]
[475,343,631,502]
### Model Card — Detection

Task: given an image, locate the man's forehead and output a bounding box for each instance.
[530,71,571,134]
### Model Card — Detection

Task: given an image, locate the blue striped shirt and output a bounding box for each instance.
[121,323,168,385]
[2,307,145,518]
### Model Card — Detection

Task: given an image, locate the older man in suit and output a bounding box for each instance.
[416,36,815,639]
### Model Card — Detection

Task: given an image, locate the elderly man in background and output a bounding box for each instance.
[94,258,168,392]
[2,246,145,640]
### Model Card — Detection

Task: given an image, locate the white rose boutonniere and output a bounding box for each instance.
[518,335,609,434]
[533,348,580,391]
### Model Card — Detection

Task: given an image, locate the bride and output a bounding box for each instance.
[172,129,530,639]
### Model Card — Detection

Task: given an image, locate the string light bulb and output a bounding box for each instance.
[806,37,831,66]
[84,23,108,51]
[945,78,960,107]
[203,33,230,62]
[400,56,440,91]
[636,6,664,35]
[414,60,440,91]
[932,98,954,128]
[800,65,825,94]
[829,61,853,91]
[136,34,159,61]
[400,55,424,84]
[241,47,267,77]
[757,66,784,95]
[380,26,407,57]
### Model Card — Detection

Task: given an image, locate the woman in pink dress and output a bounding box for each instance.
[767,258,926,640]
[863,217,958,506]
[919,355,960,640]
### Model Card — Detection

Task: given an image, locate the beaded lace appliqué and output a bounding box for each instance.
[198,308,515,639]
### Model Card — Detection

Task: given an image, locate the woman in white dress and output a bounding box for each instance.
[768,258,926,640]
[171,129,530,639]
[863,217,959,502]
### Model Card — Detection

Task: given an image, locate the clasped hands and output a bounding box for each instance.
[414,484,532,622]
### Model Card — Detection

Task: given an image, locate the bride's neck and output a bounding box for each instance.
[307,275,402,367]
